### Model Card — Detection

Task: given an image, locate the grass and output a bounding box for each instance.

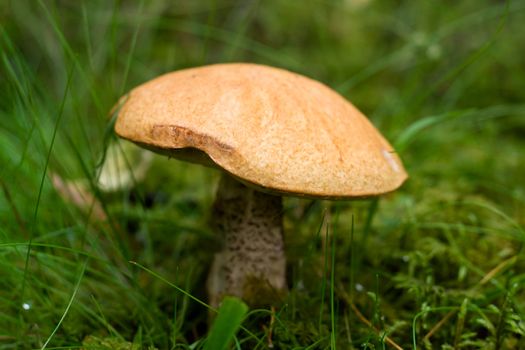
[1,0,524,348]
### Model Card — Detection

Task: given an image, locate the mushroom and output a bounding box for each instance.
[113,63,408,307]
[96,139,153,192]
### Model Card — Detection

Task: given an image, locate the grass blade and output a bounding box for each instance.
[203,297,248,350]
[41,258,88,349]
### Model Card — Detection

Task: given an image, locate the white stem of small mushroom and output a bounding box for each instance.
[207,173,286,307]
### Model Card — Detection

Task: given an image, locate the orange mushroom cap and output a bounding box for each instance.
[115,63,407,198]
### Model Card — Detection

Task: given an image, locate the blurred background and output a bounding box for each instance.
[1,1,524,349]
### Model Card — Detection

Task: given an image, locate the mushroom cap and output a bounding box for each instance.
[115,63,407,198]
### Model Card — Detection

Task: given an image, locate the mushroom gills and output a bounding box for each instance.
[207,173,287,307]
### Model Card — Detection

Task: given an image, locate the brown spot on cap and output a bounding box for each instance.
[150,124,235,154]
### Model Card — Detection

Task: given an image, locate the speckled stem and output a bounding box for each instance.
[207,173,286,307]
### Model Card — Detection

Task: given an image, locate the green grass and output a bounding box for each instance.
[1,0,524,349]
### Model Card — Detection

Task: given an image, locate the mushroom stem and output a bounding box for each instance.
[207,173,286,307]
